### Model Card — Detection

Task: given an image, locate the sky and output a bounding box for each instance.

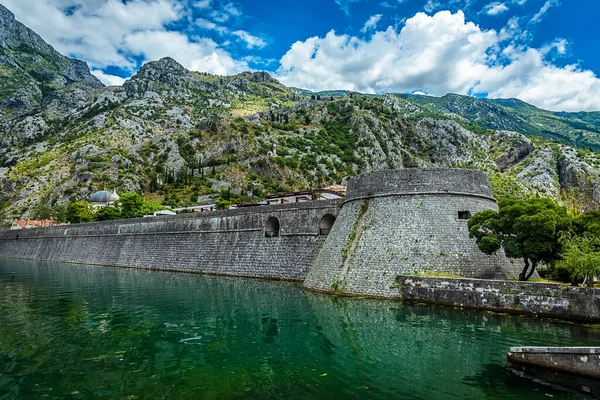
[1,0,598,112]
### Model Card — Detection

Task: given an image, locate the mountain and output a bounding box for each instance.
[394,93,600,150]
[0,8,599,222]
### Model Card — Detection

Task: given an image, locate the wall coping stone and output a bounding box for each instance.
[343,191,497,205]
[510,347,600,354]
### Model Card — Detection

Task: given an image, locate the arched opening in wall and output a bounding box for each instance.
[265,217,280,237]
[319,214,336,236]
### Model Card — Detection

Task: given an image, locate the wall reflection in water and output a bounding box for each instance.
[0,259,596,399]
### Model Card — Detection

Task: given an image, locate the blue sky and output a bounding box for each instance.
[2,0,598,111]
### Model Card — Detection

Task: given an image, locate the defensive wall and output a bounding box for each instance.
[2,168,598,322]
[395,275,600,321]
[0,199,342,281]
[304,169,522,295]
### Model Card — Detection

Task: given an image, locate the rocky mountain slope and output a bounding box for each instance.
[0,6,599,222]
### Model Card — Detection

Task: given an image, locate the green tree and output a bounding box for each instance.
[468,198,571,281]
[51,205,68,223]
[66,201,95,224]
[556,235,600,287]
[573,210,600,237]
[96,206,121,221]
[215,199,232,210]
[120,193,146,219]
[33,204,53,220]
[141,200,165,215]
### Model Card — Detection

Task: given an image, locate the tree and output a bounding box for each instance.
[556,235,600,287]
[96,206,121,221]
[215,199,231,210]
[573,210,600,237]
[66,201,95,224]
[51,205,68,223]
[33,204,53,220]
[317,95,321,100]
[468,198,571,281]
[120,193,146,219]
[141,200,165,215]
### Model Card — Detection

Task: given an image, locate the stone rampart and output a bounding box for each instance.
[0,200,342,280]
[394,275,600,321]
[304,169,521,295]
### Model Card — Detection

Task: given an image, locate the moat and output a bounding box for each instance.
[0,260,598,399]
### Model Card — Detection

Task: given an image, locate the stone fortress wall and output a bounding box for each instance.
[0,169,520,285]
[304,169,522,296]
[0,200,342,280]
[2,168,598,322]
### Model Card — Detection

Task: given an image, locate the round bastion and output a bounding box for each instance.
[304,168,521,296]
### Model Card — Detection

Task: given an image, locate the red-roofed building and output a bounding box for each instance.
[10,219,65,230]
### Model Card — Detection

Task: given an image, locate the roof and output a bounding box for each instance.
[322,185,347,195]
[90,190,112,203]
[265,188,346,199]
[90,189,119,203]
[12,219,60,229]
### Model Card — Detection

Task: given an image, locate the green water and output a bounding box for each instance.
[0,260,598,399]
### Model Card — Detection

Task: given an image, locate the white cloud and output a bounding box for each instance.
[425,0,475,13]
[2,0,248,76]
[196,17,227,33]
[424,1,442,12]
[123,30,247,75]
[277,10,600,111]
[232,30,267,49]
[334,0,360,15]
[531,0,560,23]
[541,38,568,56]
[194,0,211,8]
[210,2,241,23]
[91,70,127,86]
[484,2,509,16]
[380,0,405,8]
[2,0,182,69]
[361,14,383,33]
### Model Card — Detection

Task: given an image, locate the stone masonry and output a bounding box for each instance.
[304,169,522,295]
[0,200,342,280]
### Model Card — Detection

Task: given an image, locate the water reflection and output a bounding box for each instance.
[0,259,597,399]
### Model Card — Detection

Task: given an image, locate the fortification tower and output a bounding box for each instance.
[304,169,521,296]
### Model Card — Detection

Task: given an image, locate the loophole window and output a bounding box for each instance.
[458,211,472,220]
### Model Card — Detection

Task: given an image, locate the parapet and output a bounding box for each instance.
[346,168,495,201]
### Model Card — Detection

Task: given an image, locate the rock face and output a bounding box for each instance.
[494,131,533,171]
[0,4,102,92]
[1,3,600,222]
[0,3,103,152]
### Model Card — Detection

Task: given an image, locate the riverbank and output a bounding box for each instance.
[393,275,600,322]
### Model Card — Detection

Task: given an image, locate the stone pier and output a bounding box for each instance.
[507,347,600,397]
